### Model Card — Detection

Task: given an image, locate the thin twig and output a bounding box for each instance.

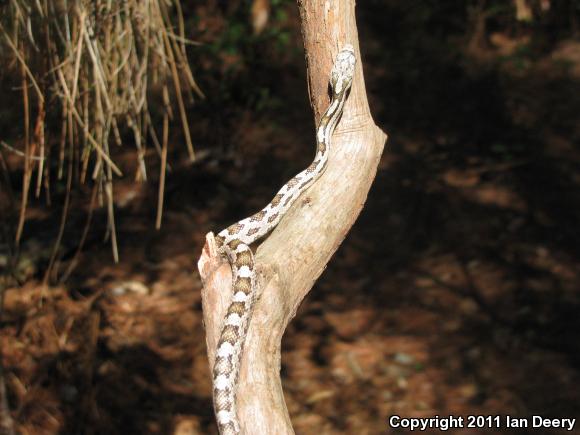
[15,49,31,244]
[156,83,170,229]
[0,141,44,161]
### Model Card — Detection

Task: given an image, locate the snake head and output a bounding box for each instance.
[330,44,356,97]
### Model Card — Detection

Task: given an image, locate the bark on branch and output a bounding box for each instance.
[197,0,387,433]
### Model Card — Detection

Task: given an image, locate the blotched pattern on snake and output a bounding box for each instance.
[212,45,356,435]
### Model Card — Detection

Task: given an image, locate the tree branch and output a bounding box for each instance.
[198,0,386,433]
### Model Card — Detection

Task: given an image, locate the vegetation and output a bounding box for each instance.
[1,0,201,275]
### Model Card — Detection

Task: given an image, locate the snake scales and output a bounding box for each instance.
[212,45,356,435]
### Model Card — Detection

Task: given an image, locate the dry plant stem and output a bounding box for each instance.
[34,99,46,198]
[15,53,31,245]
[156,86,171,230]
[162,24,195,162]
[2,0,200,272]
[198,0,386,433]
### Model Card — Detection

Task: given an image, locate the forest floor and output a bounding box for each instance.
[1,3,580,435]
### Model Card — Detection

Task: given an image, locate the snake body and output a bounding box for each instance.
[212,46,356,435]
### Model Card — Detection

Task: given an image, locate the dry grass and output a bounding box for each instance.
[0,0,203,279]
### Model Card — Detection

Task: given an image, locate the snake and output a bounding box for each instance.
[212,45,356,435]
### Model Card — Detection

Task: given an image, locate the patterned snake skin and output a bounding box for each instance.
[212,45,356,435]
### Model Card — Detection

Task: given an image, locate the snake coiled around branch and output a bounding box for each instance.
[212,45,356,435]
